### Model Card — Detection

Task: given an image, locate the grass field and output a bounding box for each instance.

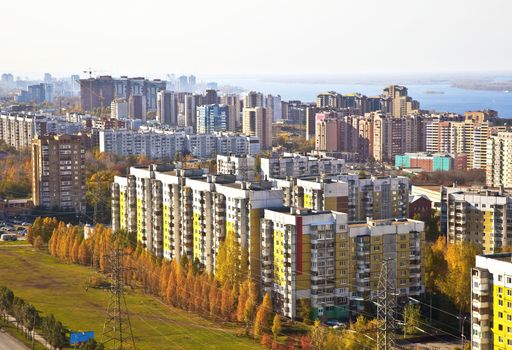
[0,239,30,246]
[0,246,264,350]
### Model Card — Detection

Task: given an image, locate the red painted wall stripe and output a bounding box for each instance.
[296,216,302,275]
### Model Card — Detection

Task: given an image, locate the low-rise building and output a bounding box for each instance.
[395,152,467,172]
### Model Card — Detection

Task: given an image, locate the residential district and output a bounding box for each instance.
[1,73,512,350]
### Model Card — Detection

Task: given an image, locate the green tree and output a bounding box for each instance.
[0,286,14,321]
[403,304,421,335]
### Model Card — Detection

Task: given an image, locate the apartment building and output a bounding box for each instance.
[32,134,86,213]
[79,76,166,112]
[425,118,492,170]
[261,208,348,319]
[98,129,260,159]
[196,104,229,134]
[260,153,345,179]
[314,112,425,162]
[486,132,512,188]
[275,174,409,223]
[0,113,83,150]
[112,166,283,279]
[472,253,512,350]
[216,155,256,181]
[442,187,512,253]
[242,107,272,149]
[260,210,425,320]
[346,218,425,310]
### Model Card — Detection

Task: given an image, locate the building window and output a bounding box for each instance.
[499,300,504,306]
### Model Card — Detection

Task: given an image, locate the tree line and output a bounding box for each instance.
[0,286,69,349]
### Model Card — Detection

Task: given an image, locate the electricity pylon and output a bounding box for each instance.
[376,258,398,350]
[101,241,136,350]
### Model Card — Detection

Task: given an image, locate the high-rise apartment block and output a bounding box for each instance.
[79,76,166,112]
[242,107,272,149]
[275,174,409,223]
[196,104,229,134]
[442,187,512,253]
[244,91,264,108]
[32,134,86,213]
[112,166,283,277]
[261,208,349,319]
[472,253,512,350]
[16,83,53,104]
[346,218,425,310]
[315,112,425,162]
[261,209,425,319]
[156,91,178,127]
[220,94,241,131]
[382,85,420,117]
[110,98,128,119]
[486,132,512,189]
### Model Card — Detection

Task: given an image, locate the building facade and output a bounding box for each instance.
[487,132,512,189]
[98,129,260,159]
[32,134,86,213]
[472,253,512,350]
[242,107,272,149]
[442,187,512,253]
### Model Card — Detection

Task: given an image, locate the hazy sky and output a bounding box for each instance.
[2,0,511,78]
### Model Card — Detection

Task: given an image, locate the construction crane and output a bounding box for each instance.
[83,68,97,79]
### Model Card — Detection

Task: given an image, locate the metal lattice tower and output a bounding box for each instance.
[376,258,398,350]
[101,242,136,350]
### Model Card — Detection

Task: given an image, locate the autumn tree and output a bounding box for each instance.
[78,239,89,265]
[215,230,243,287]
[310,320,326,350]
[298,299,312,324]
[261,334,272,349]
[237,281,249,322]
[424,236,447,293]
[437,241,481,312]
[254,292,272,337]
[272,314,282,340]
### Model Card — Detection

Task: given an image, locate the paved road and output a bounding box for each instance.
[0,330,28,350]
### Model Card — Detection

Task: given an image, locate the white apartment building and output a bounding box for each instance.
[487,132,512,189]
[261,153,345,179]
[99,129,260,159]
[216,155,256,181]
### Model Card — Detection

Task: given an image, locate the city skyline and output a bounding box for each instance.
[2,0,512,77]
